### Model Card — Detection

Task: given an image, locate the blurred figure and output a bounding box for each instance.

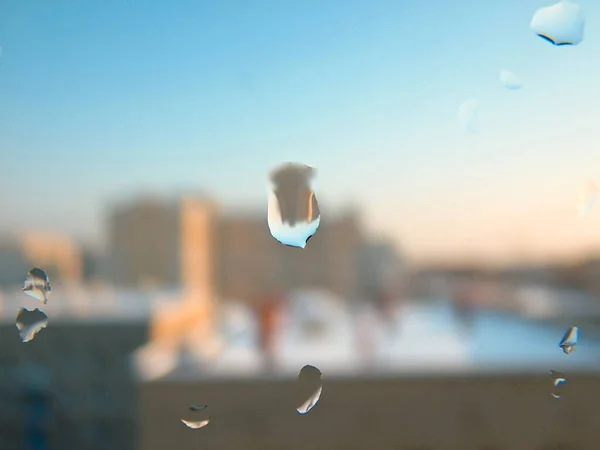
[452,276,476,336]
[376,288,397,334]
[255,289,284,371]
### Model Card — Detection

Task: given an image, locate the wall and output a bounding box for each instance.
[0,320,148,450]
[139,374,600,450]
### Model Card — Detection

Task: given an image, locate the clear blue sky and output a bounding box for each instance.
[2,0,600,263]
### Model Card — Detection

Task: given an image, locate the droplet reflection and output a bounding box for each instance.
[15,308,48,343]
[457,99,479,133]
[181,418,210,429]
[189,404,207,411]
[559,326,578,355]
[530,1,585,46]
[499,69,522,90]
[22,267,51,304]
[267,163,321,248]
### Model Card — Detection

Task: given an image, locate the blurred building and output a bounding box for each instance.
[105,195,217,296]
[0,233,82,286]
[215,210,367,302]
[106,195,402,303]
[357,238,404,297]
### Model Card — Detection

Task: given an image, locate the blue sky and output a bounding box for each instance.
[1,0,600,263]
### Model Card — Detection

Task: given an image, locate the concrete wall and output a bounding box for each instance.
[0,320,148,450]
[140,374,600,450]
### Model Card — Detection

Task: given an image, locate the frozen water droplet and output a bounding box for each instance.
[22,267,51,304]
[181,418,210,429]
[15,308,48,343]
[190,404,207,411]
[267,163,321,248]
[577,181,599,217]
[457,99,479,133]
[530,1,585,46]
[559,326,578,355]
[499,69,523,90]
[296,364,322,414]
[550,370,567,398]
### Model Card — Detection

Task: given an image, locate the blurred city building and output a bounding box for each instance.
[215,210,370,302]
[105,195,217,298]
[106,195,404,304]
[357,238,405,296]
[0,232,82,286]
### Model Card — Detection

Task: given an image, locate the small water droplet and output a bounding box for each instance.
[550,370,567,398]
[577,181,599,217]
[181,418,210,429]
[499,69,523,90]
[189,404,207,411]
[457,98,479,133]
[15,308,48,343]
[559,326,578,355]
[296,364,322,414]
[267,163,321,248]
[530,1,585,46]
[22,267,51,304]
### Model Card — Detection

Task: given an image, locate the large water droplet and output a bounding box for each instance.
[15,308,48,343]
[499,69,523,90]
[559,326,578,355]
[296,364,322,414]
[181,418,210,429]
[530,1,585,46]
[550,370,567,399]
[457,99,479,133]
[577,181,599,217]
[22,267,51,304]
[267,163,321,248]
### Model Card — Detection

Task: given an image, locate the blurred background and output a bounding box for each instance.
[2,0,600,449]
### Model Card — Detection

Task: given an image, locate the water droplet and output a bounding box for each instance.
[15,308,48,343]
[190,404,207,411]
[550,370,567,398]
[457,98,479,133]
[499,69,523,90]
[296,364,322,414]
[267,163,321,248]
[22,267,51,304]
[530,1,585,46]
[559,326,578,355]
[181,418,210,429]
[576,181,599,217]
